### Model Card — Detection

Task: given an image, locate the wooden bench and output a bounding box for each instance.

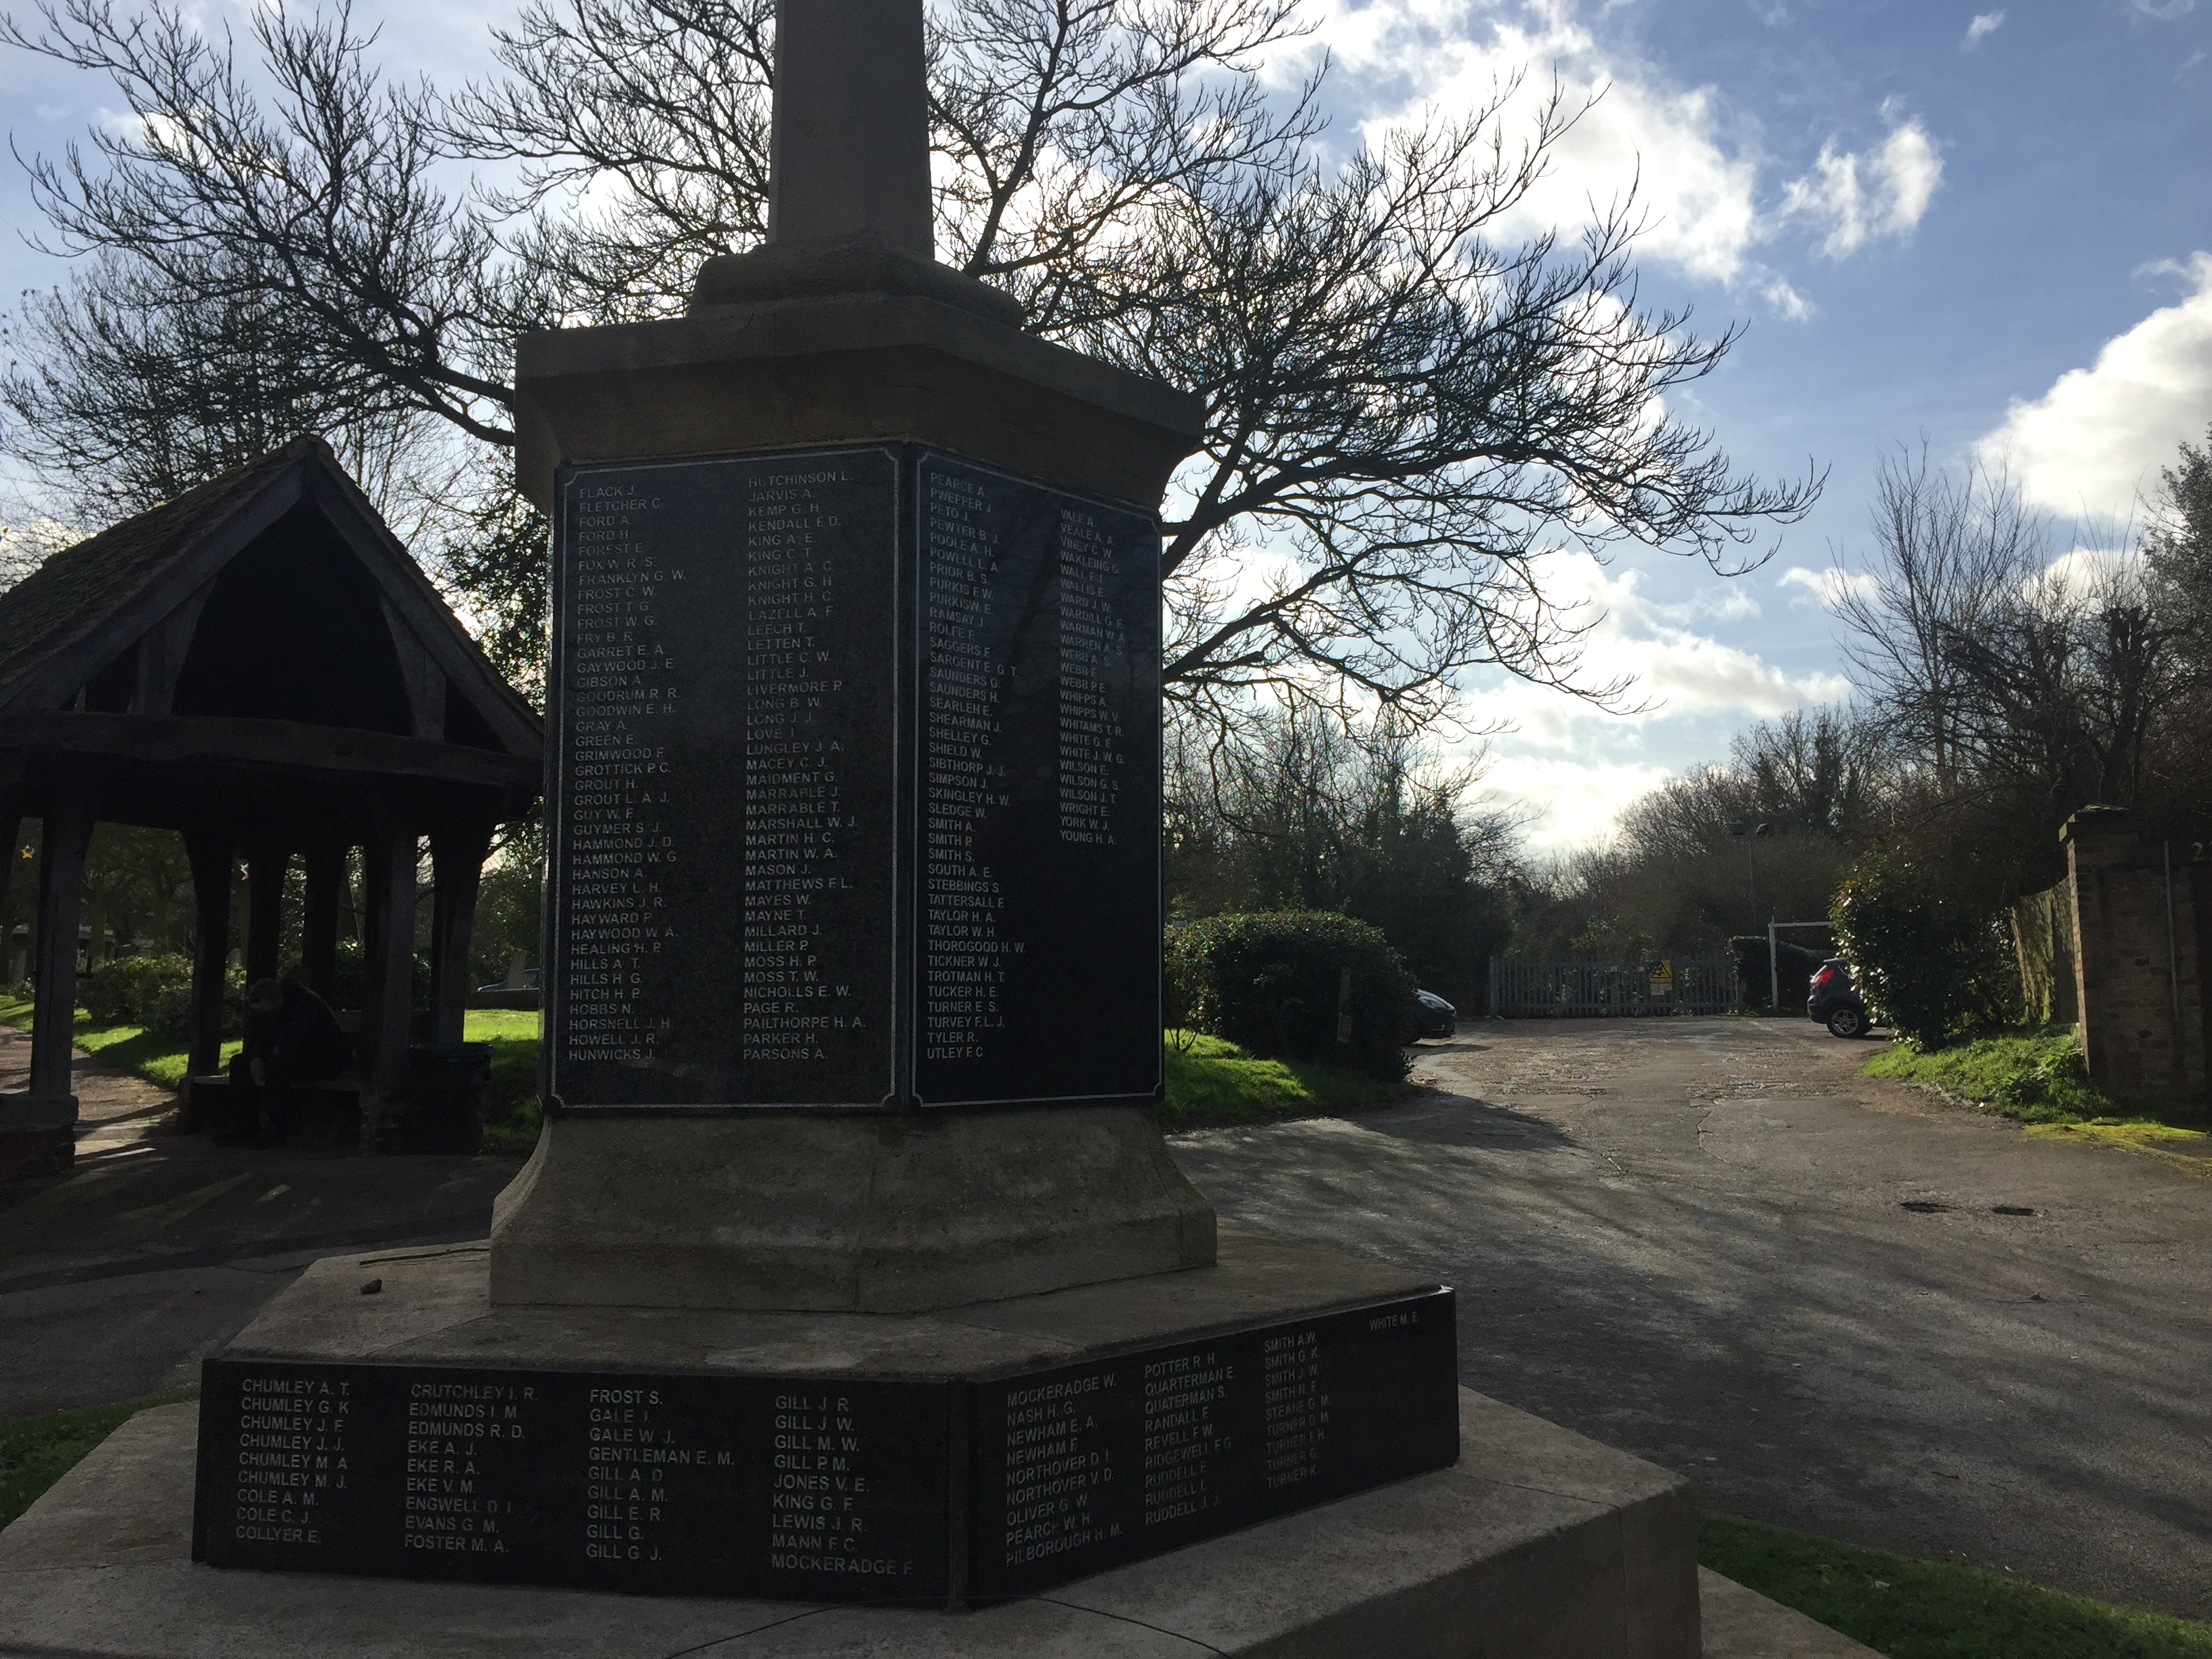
[182,1073,364,1145]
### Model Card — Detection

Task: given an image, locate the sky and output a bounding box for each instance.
[3,0,2210,849]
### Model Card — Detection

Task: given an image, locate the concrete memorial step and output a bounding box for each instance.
[0,1380,1875,1654]
[0,1355,1869,1656]
[185,1229,1461,1604]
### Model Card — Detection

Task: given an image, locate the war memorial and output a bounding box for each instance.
[0,0,1715,1650]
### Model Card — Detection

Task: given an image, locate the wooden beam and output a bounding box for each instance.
[28,795,93,1106]
[379,597,448,741]
[428,821,495,1046]
[243,845,286,985]
[300,843,346,1000]
[185,830,233,1080]
[132,580,218,718]
[305,461,543,760]
[359,819,419,1150]
[0,806,22,945]
[0,711,537,790]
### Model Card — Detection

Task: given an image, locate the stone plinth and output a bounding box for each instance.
[491,1107,1216,1311]
[514,246,1202,515]
[508,220,1214,1312]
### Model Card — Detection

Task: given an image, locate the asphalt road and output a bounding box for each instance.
[4,1017,2207,1625]
[1171,1018,2212,1623]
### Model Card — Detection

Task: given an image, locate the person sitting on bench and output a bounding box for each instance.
[219,979,350,1148]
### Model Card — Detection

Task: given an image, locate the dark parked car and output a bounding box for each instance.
[1807,958,1870,1038]
[1409,990,1457,1039]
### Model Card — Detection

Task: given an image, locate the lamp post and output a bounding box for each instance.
[1727,820,1773,936]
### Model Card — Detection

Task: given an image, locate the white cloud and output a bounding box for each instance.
[1470,553,1849,738]
[1779,115,1942,258]
[2131,0,2195,17]
[1479,754,1675,850]
[2032,546,2142,598]
[1778,565,1881,609]
[1962,11,2005,49]
[1975,251,2212,520]
[1311,9,1764,287]
[1279,1,1940,306]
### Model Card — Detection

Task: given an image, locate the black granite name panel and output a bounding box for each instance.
[194,1289,1456,1604]
[967,1288,1458,1598]
[192,1360,953,1601]
[914,454,1162,1107]
[547,449,901,1109]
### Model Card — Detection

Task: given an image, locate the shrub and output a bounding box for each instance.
[80,954,244,1036]
[1165,912,1416,1082]
[1830,853,2017,1046]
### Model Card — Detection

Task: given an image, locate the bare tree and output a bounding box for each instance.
[1833,445,2188,844]
[3,245,426,522]
[2,0,1818,723]
[1828,445,2038,787]
[1938,557,2182,816]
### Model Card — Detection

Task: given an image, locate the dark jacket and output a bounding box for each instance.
[243,981,349,1080]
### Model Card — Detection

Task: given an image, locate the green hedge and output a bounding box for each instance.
[79,955,241,1037]
[1165,912,1415,1082]
[1832,853,2016,1045]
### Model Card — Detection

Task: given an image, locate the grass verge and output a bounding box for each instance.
[1161,1030,1411,1128]
[1863,1027,2115,1122]
[1864,1027,2211,1175]
[1,1395,197,1530]
[1700,1513,2212,1659]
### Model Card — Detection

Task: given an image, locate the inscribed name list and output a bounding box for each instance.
[916,456,1162,1105]
[548,449,898,1108]
[194,1359,951,1599]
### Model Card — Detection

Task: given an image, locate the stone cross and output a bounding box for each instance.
[768,0,933,258]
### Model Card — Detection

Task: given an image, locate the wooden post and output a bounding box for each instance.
[0,810,22,952]
[184,830,234,1080]
[429,822,495,1047]
[300,844,346,1000]
[359,819,419,1149]
[243,846,286,985]
[28,796,94,1106]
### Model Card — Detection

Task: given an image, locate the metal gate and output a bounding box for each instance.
[1486,956,1742,1017]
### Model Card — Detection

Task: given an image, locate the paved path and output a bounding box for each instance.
[0,1027,516,1418]
[1170,1017,2212,1623]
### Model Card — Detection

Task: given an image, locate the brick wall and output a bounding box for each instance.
[2064,808,2209,1115]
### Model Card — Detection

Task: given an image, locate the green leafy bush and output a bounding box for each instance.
[79,955,243,1037]
[1165,912,1416,1082]
[1831,853,2016,1046]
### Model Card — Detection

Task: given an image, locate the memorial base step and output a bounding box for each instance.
[189,1226,1460,1603]
[0,1386,1835,1658]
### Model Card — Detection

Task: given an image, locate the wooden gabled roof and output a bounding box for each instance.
[0,436,539,760]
